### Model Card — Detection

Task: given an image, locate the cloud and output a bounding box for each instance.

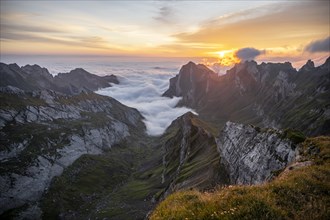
[172,1,329,50]
[154,6,174,24]
[0,23,64,34]
[96,64,195,136]
[304,36,330,53]
[235,47,265,61]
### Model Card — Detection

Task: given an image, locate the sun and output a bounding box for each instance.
[218,51,226,58]
[201,50,241,69]
[214,50,240,66]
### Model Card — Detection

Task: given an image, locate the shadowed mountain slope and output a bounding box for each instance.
[0,63,118,95]
[163,58,330,136]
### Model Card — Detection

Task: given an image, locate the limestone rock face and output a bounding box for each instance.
[158,113,299,200]
[0,88,145,216]
[216,122,296,184]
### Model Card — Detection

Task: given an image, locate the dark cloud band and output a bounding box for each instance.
[235,47,265,61]
[304,36,330,53]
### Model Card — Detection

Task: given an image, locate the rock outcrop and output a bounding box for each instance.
[0,87,145,216]
[160,112,228,198]
[162,62,217,107]
[216,122,297,184]
[163,58,330,136]
[158,112,298,196]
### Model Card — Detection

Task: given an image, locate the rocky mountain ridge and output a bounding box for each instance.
[0,63,118,95]
[160,113,299,189]
[150,136,330,219]
[163,58,330,136]
[217,121,297,184]
[0,85,145,217]
[37,111,300,220]
[0,60,327,219]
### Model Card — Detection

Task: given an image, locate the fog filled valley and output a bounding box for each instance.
[0,57,329,219]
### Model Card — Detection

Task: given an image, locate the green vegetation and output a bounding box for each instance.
[0,110,114,176]
[54,91,109,105]
[0,122,71,175]
[40,136,165,220]
[150,137,330,220]
[0,93,46,109]
[282,128,306,145]
[160,115,229,197]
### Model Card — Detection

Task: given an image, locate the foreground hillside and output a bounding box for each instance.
[150,137,330,220]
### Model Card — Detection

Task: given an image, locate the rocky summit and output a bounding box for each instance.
[0,60,329,220]
[163,58,330,136]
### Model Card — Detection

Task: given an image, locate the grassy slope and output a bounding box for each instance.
[40,135,166,220]
[150,137,330,220]
[40,113,228,220]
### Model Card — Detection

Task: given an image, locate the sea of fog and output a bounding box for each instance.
[1,56,196,136]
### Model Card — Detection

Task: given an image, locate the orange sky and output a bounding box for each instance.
[0,0,329,66]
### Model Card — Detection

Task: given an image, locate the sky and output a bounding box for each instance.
[0,0,329,66]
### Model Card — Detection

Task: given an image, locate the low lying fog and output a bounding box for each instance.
[96,66,195,136]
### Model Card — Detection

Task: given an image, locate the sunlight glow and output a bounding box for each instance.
[0,0,328,63]
[218,51,226,58]
[206,50,241,67]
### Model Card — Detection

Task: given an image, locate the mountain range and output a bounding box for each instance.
[0,58,329,219]
[0,63,118,95]
[163,58,330,136]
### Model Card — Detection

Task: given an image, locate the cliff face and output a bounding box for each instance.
[160,112,228,198]
[216,122,297,184]
[0,86,145,216]
[158,112,298,197]
[162,62,217,107]
[163,58,330,136]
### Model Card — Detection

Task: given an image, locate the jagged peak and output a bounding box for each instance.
[232,59,257,68]
[243,60,258,66]
[325,56,330,64]
[21,64,51,76]
[22,64,43,69]
[299,59,315,72]
[0,62,17,67]
[320,56,330,70]
[7,63,20,70]
[180,61,215,76]
[69,68,89,74]
[56,68,91,77]
[230,60,296,74]
[186,61,196,66]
